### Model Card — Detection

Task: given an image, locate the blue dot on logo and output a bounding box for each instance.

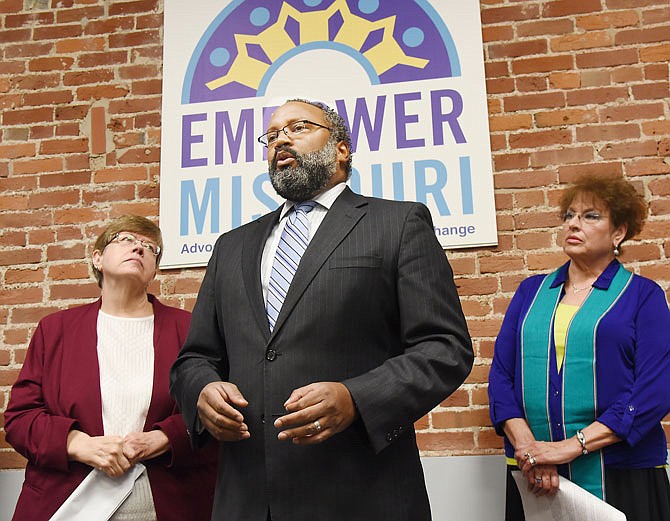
[209,47,230,67]
[303,0,324,7]
[250,7,270,27]
[358,0,379,15]
[402,27,424,48]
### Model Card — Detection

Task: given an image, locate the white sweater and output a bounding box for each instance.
[97,311,157,521]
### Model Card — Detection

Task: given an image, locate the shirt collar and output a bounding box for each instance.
[278,182,346,219]
[551,259,622,290]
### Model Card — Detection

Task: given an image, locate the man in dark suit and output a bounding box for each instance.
[170,99,473,521]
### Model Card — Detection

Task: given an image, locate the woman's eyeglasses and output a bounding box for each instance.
[561,210,604,225]
[109,233,161,256]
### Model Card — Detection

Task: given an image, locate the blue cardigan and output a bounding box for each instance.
[489,260,670,469]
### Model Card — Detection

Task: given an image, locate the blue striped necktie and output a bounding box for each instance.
[266,201,316,332]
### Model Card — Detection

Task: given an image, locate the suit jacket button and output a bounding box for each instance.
[386,433,393,442]
[261,414,265,424]
[266,349,277,361]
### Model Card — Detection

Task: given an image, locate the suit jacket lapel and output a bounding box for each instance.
[242,208,281,339]
[270,187,368,339]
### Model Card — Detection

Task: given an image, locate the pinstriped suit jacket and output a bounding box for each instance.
[170,186,473,521]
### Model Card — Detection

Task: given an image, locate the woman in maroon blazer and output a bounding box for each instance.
[5,215,216,521]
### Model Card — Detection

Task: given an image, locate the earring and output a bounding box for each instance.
[613,245,620,257]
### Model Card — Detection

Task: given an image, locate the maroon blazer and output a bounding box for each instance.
[5,296,216,521]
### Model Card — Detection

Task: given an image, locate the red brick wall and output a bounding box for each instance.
[1,0,669,469]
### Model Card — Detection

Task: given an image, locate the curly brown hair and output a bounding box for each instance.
[559,174,647,248]
[92,215,163,287]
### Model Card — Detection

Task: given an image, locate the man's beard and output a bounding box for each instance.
[269,139,337,202]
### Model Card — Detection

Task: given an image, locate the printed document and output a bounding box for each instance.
[511,470,626,521]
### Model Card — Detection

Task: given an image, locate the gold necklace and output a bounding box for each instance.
[570,281,592,293]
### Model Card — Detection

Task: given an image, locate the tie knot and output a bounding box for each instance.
[294,201,316,215]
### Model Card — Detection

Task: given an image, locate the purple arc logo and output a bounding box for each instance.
[183,0,461,104]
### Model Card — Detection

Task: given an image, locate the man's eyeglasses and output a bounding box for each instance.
[109,233,161,256]
[561,210,604,225]
[257,120,332,147]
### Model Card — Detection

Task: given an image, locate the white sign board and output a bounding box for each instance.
[160,0,497,268]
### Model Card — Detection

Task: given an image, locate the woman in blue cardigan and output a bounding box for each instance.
[489,175,670,521]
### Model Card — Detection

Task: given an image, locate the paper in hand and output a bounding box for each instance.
[511,470,626,521]
[49,463,146,521]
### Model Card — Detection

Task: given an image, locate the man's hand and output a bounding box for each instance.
[274,382,358,445]
[66,430,132,478]
[123,430,170,464]
[197,381,250,441]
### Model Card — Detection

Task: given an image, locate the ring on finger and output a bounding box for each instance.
[313,420,322,432]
